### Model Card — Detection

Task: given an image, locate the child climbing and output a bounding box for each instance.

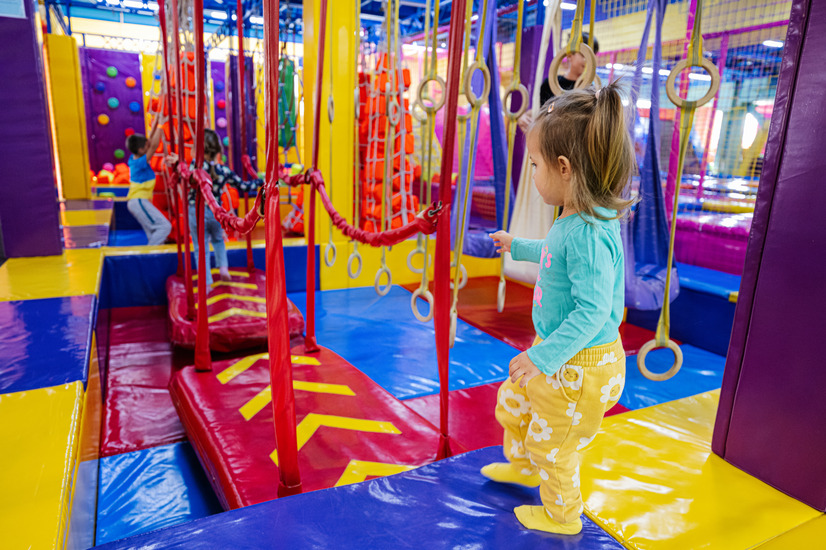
[487,82,634,535]
[125,117,172,245]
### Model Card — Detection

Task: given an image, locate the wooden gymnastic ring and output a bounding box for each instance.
[450,262,467,290]
[407,246,425,274]
[327,94,335,123]
[256,186,266,217]
[449,308,458,348]
[415,75,446,114]
[637,339,683,381]
[388,99,402,127]
[462,60,492,109]
[347,249,362,279]
[548,43,597,97]
[665,57,721,109]
[497,277,507,313]
[324,241,337,267]
[503,83,529,121]
[410,287,434,323]
[374,266,392,296]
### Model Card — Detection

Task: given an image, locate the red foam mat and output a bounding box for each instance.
[402,277,661,355]
[101,306,188,457]
[167,268,304,352]
[405,382,631,452]
[170,345,445,510]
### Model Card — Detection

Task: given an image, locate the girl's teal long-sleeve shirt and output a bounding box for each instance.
[510,207,624,376]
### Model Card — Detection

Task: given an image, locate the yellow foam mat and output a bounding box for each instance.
[60,209,112,227]
[756,515,826,549]
[581,391,821,549]
[0,382,84,549]
[0,248,103,301]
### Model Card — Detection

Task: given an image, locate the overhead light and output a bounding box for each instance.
[123,0,145,9]
[742,112,759,149]
[659,69,670,76]
[642,67,653,74]
[754,99,773,106]
[560,2,577,10]
[440,42,446,48]
[250,15,263,25]
[762,39,784,48]
[636,99,651,109]
[146,1,158,10]
[688,72,711,81]
[210,11,227,20]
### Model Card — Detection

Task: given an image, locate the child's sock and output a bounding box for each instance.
[480,462,541,488]
[514,505,582,535]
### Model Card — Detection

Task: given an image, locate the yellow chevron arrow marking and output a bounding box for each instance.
[217,353,268,384]
[208,307,267,323]
[335,460,417,487]
[192,269,251,279]
[217,354,321,384]
[239,382,355,420]
[194,281,257,292]
[196,293,267,307]
[270,414,401,466]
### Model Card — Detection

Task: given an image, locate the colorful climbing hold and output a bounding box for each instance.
[103,162,115,172]
[217,99,226,109]
[95,81,106,93]
[217,117,227,129]
[97,114,110,125]
[125,76,137,88]
[124,127,135,137]
[129,101,141,113]
[106,66,118,78]
[223,136,230,146]
[108,97,120,109]
[114,149,126,159]
[215,81,225,92]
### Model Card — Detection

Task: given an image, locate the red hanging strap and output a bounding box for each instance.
[236,0,255,270]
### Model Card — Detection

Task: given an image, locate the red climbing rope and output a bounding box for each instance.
[237,0,255,270]
[433,0,468,459]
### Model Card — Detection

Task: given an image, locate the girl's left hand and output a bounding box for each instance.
[509,352,541,388]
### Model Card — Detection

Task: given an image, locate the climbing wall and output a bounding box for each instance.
[80,48,146,172]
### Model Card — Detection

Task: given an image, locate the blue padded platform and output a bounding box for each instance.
[108,230,148,247]
[94,446,623,549]
[0,296,95,393]
[675,262,741,299]
[620,344,727,410]
[95,442,223,546]
[287,286,515,399]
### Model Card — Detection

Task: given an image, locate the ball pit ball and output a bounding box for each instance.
[129,101,141,113]
[125,76,137,88]
[125,128,135,137]
[97,114,110,125]
[223,136,230,146]
[114,149,126,159]
[106,66,118,78]
[108,97,120,109]
[103,163,115,172]
[217,99,226,109]
[95,81,106,93]
[215,81,225,92]
[217,117,227,129]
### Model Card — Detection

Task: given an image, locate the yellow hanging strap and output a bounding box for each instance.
[409,0,442,323]
[324,4,337,268]
[637,0,719,381]
[449,0,492,347]
[348,0,363,279]
[497,0,528,313]
[548,0,597,96]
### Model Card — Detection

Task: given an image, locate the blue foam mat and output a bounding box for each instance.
[95,442,223,546]
[94,446,624,549]
[0,295,94,393]
[108,230,148,247]
[287,286,515,399]
[675,262,741,299]
[620,344,727,410]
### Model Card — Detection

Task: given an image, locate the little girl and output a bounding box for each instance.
[184,129,262,287]
[487,82,633,535]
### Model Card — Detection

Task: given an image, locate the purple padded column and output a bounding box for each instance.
[0,2,62,257]
[712,0,826,512]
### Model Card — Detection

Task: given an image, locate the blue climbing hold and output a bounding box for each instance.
[95,81,106,93]
[215,81,225,92]
[129,101,141,113]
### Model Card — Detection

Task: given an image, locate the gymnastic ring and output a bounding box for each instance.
[450,262,468,290]
[449,308,458,348]
[548,43,597,97]
[503,83,529,121]
[347,250,362,279]
[324,241,337,267]
[410,287,434,323]
[665,57,721,109]
[496,277,506,313]
[415,75,447,114]
[354,88,360,119]
[328,94,335,123]
[407,246,425,274]
[637,339,684,382]
[388,99,402,127]
[256,186,266,217]
[374,266,392,296]
[411,102,427,123]
[462,60,492,109]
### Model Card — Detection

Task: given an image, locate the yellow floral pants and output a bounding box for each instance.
[495,336,625,524]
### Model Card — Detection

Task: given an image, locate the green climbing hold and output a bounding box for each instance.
[114,149,125,159]
[106,66,118,78]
